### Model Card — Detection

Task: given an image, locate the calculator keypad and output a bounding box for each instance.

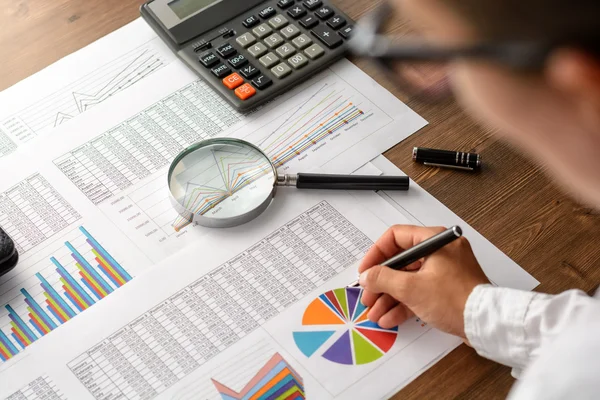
[271,63,292,78]
[276,43,296,58]
[259,6,276,19]
[280,24,301,39]
[315,6,334,19]
[252,74,273,90]
[304,43,324,59]
[211,64,231,78]
[240,64,261,79]
[311,24,342,48]
[288,53,309,69]
[193,0,353,104]
[268,15,289,29]
[292,34,312,49]
[327,15,346,29]
[264,33,284,48]
[252,23,273,38]
[259,52,280,68]
[236,33,257,48]
[217,43,237,57]
[243,15,260,28]
[277,0,294,8]
[248,42,268,58]
[299,15,319,29]
[287,5,307,19]
[303,0,322,10]
[228,54,248,69]
[199,51,219,67]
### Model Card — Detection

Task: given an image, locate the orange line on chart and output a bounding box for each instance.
[271,103,353,161]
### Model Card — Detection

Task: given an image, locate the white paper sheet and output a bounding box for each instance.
[0,19,176,157]
[0,188,536,400]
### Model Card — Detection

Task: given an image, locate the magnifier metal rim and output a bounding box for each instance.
[167,138,278,228]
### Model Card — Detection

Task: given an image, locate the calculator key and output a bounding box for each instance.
[315,6,334,19]
[222,73,244,90]
[236,32,257,48]
[264,33,284,49]
[252,74,273,90]
[287,5,307,19]
[259,52,280,68]
[311,24,343,48]
[271,62,292,79]
[248,42,268,58]
[235,83,257,100]
[327,15,346,29]
[268,15,289,29]
[280,24,301,39]
[277,0,295,8]
[198,51,219,68]
[292,33,312,49]
[228,54,248,69]
[287,53,309,69]
[211,63,231,78]
[216,43,237,58]
[304,43,325,59]
[299,15,319,29]
[276,43,296,59]
[240,63,260,79]
[243,15,260,28]
[259,6,276,19]
[252,23,273,39]
[339,25,353,39]
[303,0,322,10]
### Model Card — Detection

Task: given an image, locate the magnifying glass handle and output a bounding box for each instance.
[278,173,409,190]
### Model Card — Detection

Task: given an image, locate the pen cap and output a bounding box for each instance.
[413,147,481,170]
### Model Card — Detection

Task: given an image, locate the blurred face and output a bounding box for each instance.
[395,0,600,207]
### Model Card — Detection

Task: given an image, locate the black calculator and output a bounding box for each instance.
[141,0,354,112]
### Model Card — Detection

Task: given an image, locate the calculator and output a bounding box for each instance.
[141,0,354,112]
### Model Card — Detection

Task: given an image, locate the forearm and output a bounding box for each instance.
[464,284,596,375]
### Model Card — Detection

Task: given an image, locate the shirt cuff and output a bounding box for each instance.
[464,284,537,370]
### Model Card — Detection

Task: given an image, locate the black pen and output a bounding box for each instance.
[349,226,463,287]
[413,147,481,171]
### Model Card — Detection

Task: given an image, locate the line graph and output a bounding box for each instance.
[92,73,394,260]
[170,145,274,230]
[0,39,174,144]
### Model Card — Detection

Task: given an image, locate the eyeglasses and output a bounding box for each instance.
[347,1,554,102]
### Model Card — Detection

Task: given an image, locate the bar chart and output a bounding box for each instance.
[0,226,131,362]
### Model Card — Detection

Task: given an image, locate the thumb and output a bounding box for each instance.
[359,265,417,303]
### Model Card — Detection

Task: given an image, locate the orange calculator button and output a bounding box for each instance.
[235,83,256,100]
[222,73,244,89]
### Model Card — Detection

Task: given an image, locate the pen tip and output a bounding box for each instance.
[452,226,463,237]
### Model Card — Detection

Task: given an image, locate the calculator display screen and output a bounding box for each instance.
[168,0,221,19]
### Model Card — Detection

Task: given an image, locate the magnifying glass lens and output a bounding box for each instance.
[168,140,276,227]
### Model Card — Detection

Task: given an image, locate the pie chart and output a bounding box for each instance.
[292,287,398,366]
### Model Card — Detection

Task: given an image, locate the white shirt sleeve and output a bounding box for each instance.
[463,284,599,378]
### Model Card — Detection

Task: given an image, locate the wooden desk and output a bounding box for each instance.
[1,0,599,398]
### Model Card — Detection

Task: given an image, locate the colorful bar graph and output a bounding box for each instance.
[212,353,305,400]
[0,226,131,362]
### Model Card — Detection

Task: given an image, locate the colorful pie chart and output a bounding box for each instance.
[293,287,398,365]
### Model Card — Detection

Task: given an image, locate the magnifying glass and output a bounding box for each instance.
[167,138,409,228]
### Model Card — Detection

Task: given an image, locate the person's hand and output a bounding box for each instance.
[358,225,490,339]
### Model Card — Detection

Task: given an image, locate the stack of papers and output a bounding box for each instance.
[0,19,537,400]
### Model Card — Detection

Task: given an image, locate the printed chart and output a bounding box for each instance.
[212,353,305,400]
[0,226,131,362]
[0,173,80,254]
[293,287,398,366]
[67,202,372,399]
[4,375,67,400]
[0,39,173,147]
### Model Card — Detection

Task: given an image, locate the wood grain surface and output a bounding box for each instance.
[1,0,599,398]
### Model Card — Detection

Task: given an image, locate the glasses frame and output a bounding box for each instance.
[347,1,555,101]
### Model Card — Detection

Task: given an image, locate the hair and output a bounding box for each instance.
[446,0,599,49]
